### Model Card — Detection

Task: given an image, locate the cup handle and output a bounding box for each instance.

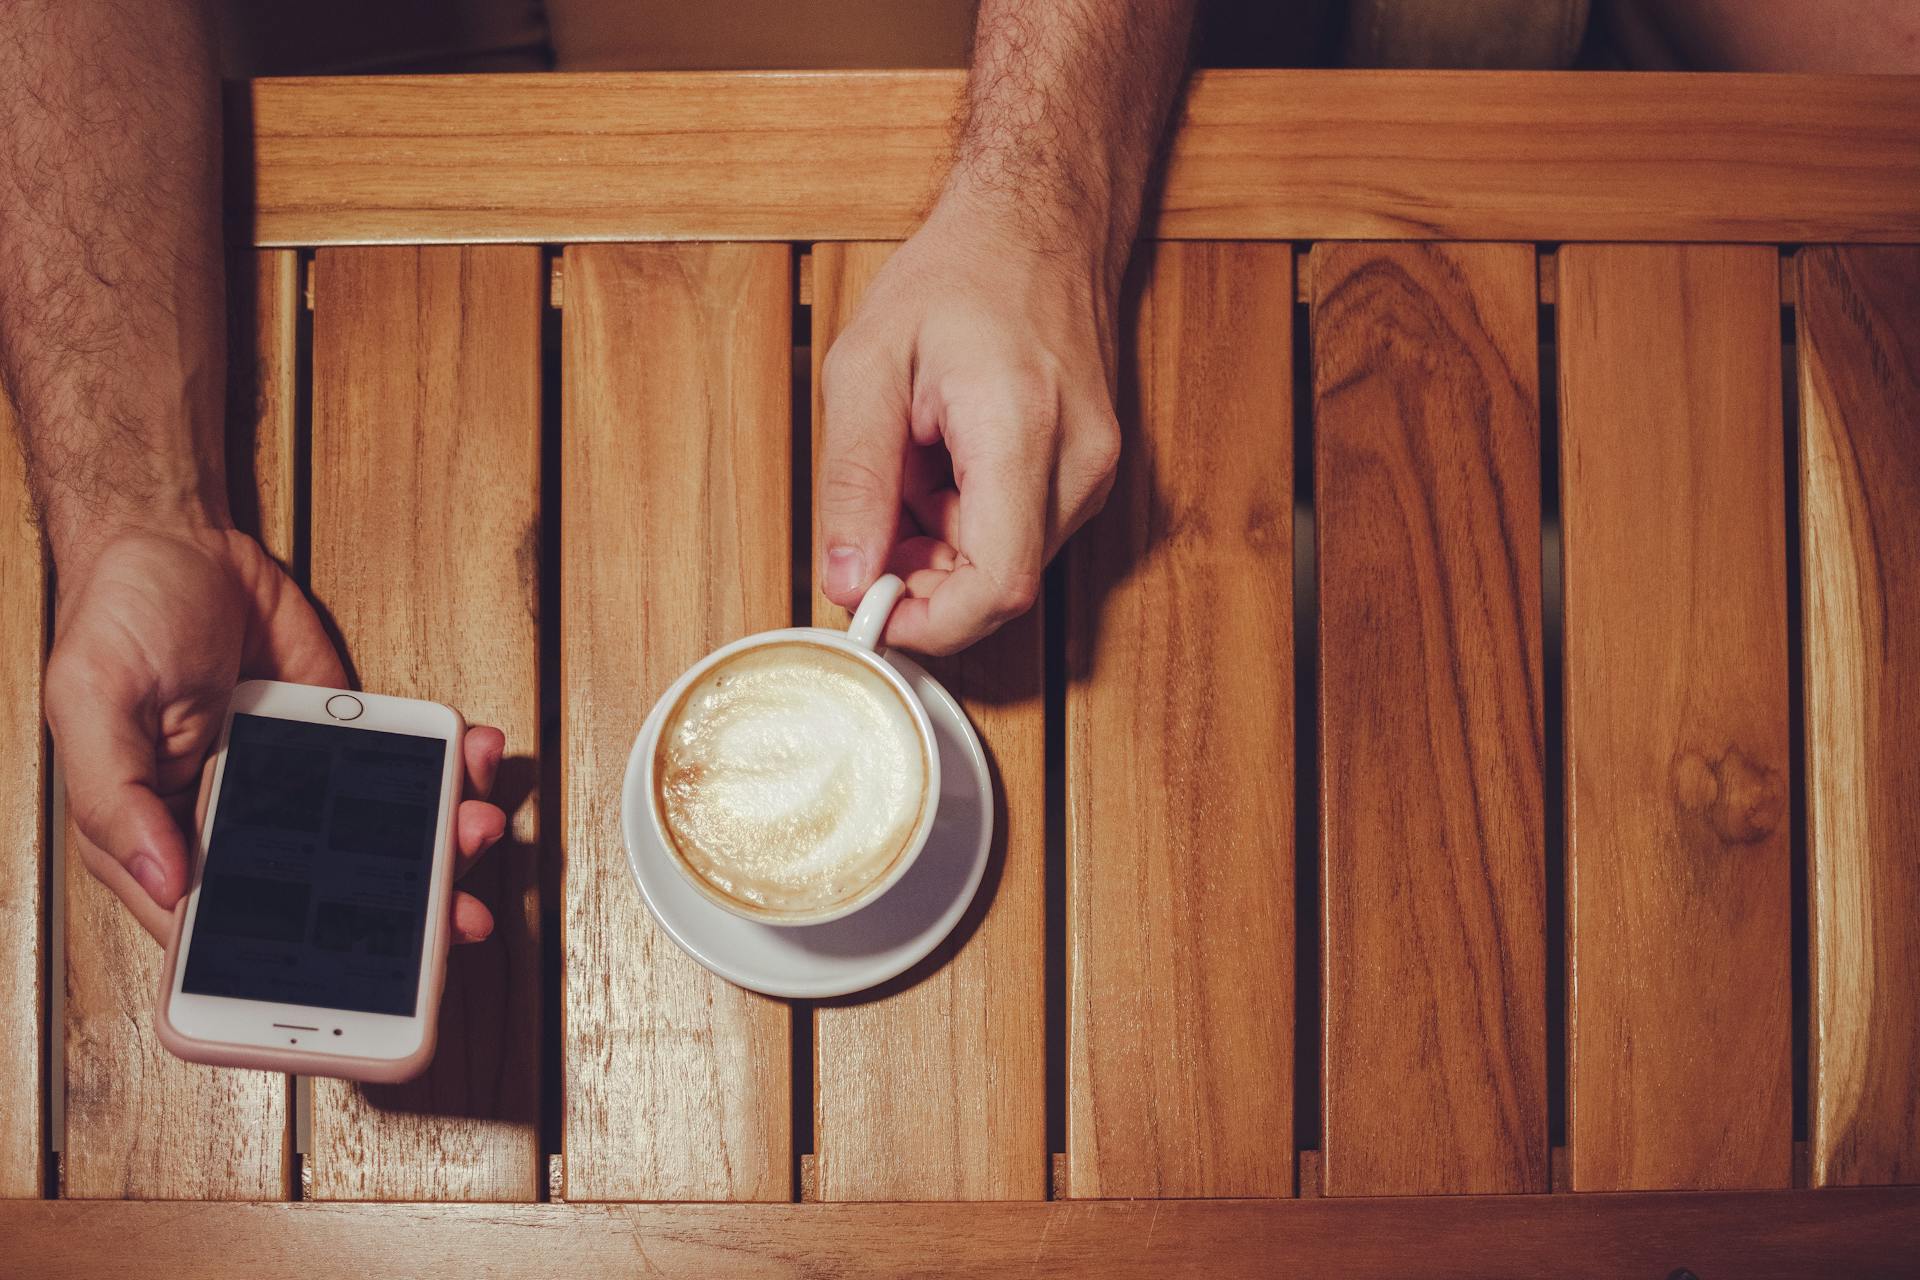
[846,574,906,651]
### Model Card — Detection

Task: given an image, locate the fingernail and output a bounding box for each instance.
[824,546,867,600]
[128,854,169,902]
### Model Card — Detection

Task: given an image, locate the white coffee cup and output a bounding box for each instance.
[637,575,939,926]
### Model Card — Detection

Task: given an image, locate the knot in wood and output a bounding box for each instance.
[1670,744,1784,846]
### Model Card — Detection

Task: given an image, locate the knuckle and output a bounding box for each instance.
[819,341,852,392]
[66,786,121,859]
[818,453,894,516]
[1047,411,1121,536]
[820,332,884,397]
[43,645,83,693]
[41,652,96,730]
[1009,378,1062,430]
[1070,470,1118,534]
[1075,414,1123,480]
[988,568,1043,621]
[940,367,1060,435]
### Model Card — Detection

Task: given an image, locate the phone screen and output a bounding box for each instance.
[180,713,448,1016]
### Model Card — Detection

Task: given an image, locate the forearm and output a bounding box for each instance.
[0,0,228,580]
[947,0,1199,287]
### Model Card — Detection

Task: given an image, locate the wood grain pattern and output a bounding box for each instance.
[1313,243,1547,1196]
[0,386,47,1198]
[12,1189,1920,1280]
[808,244,1048,1200]
[309,246,542,1201]
[226,252,300,568]
[1558,244,1791,1191]
[1065,242,1294,1198]
[1798,245,1920,1188]
[558,243,792,1201]
[59,252,300,1200]
[239,72,1920,246]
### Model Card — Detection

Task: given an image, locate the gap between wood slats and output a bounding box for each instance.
[1291,286,1322,1165]
[537,248,565,1197]
[1042,564,1068,1194]
[35,569,54,1200]
[788,248,815,1200]
[47,778,62,1195]
[1539,284,1568,1172]
[1781,287,1811,1176]
[38,745,54,1198]
[291,248,316,1185]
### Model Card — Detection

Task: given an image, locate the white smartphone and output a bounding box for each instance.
[156,679,463,1083]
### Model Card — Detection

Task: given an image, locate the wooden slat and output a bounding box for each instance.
[240,71,1920,247]
[0,385,47,1198]
[808,244,1047,1200]
[558,243,792,1201]
[60,251,300,1200]
[1558,244,1791,1191]
[309,246,542,1201]
[225,251,300,567]
[1798,245,1920,1188]
[1065,242,1294,1198]
[1313,243,1547,1196]
[11,1189,1920,1279]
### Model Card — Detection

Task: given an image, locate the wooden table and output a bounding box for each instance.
[4,70,1919,1276]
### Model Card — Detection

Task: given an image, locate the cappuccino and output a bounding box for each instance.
[654,641,928,917]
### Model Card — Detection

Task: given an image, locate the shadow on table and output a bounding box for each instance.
[1060,245,1177,687]
[358,750,540,1127]
[809,725,1013,1006]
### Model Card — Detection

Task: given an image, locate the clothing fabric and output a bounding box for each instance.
[544,0,975,71]
[216,0,550,75]
[216,0,1599,78]
[1346,0,1589,69]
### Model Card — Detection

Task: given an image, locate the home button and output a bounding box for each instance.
[325,694,364,721]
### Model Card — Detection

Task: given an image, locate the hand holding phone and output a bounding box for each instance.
[157,680,509,1082]
[44,529,509,950]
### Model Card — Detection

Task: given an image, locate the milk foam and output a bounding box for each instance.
[656,641,927,915]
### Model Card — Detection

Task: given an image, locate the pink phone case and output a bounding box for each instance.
[153,700,462,1084]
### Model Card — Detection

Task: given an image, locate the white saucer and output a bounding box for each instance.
[622,651,994,999]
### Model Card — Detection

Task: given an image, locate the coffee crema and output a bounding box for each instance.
[654,641,928,917]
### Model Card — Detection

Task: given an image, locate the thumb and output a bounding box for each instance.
[47,671,191,912]
[817,333,910,608]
